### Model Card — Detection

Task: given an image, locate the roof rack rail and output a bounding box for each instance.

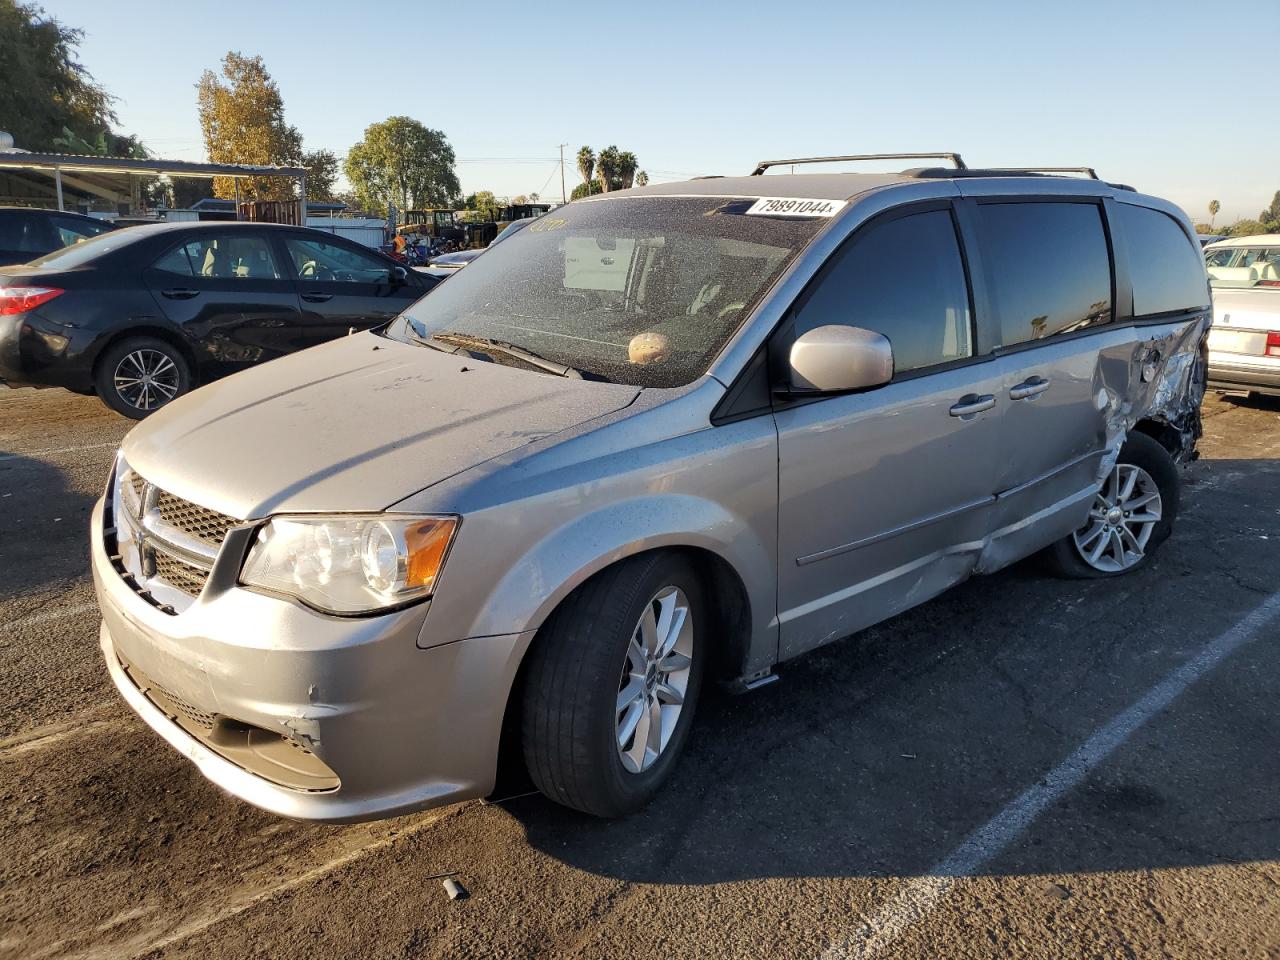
[978,166,1099,179]
[906,166,1102,181]
[750,152,966,176]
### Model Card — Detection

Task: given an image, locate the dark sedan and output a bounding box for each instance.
[0,206,116,266]
[0,222,440,417]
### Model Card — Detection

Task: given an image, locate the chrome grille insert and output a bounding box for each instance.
[152,550,212,597]
[155,491,235,548]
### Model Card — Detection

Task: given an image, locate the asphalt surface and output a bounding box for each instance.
[1,386,1277,960]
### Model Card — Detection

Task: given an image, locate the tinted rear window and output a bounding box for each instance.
[26,227,141,269]
[1116,204,1209,314]
[974,202,1113,348]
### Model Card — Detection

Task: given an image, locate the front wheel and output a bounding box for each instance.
[1044,431,1180,578]
[521,553,705,818]
[94,336,191,419]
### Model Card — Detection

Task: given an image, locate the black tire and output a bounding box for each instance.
[94,336,192,419]
[521,552,706,818]
[1044,432,1180,579]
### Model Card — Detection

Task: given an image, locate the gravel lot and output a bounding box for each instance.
[1,386,1278,960]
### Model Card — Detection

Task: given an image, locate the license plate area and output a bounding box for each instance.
[1209,328,1267,355]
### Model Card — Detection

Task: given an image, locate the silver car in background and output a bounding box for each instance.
[92,154,1210,821]
[1204,235,1280,396]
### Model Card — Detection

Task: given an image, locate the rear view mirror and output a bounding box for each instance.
[786,324,894,394]
[390,265,408,285]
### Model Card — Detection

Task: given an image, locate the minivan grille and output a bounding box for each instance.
[110,464,240,612]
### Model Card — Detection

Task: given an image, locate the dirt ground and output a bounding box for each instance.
[1,386,1278,960]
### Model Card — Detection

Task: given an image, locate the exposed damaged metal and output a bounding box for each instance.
[1097,316,1210,480]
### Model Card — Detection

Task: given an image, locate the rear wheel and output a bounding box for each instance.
[521,553,705,818]
[94,336,191,419]
[1045,432,1179,578]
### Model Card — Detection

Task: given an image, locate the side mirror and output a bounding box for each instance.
[786,324,894,394]
[390,265,408,285]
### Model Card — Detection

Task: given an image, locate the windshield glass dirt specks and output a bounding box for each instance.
[386,197,828,387]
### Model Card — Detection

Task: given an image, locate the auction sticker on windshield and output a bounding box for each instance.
[744,197,847,218]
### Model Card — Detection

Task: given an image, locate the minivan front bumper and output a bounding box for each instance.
[92,498,531,822]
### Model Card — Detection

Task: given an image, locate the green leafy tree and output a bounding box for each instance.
[570,180,603,200]
[1208,199,1220,228]
[197,52,303,200]
[635,170,649,187]
[0,1,138,155]
[463,190,500,221]
[1225,218,1269,237]
[345,116,460,217]
[301,149,340,203]
[1259,191,1280,231]
[576,146,595,188]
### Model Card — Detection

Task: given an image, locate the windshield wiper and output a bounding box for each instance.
[416,331,587,379]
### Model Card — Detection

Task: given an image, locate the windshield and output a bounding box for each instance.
[386,196,828,387]
[1205,245,1280,289]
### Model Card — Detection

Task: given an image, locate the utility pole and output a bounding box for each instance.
[558,143,568,205]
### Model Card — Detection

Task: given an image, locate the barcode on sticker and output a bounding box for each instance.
[744,197,846,218]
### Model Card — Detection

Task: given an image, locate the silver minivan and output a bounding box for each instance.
[92,155,1210,820]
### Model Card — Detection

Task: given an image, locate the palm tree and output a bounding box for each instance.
[1209,200,1220,228]
[617,151,638,189]
[596,145,622,193]
[576,146,595,189]
[636,170,649,187]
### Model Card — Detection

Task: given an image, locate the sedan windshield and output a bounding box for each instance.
[386,196,829,387]
[1205,245,1280,289]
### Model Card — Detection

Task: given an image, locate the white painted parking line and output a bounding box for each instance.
[2,601,98,633]
[819,589,1280,960]
[0,441,118,462]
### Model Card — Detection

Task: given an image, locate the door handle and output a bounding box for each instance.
[948,393,996,419]
[1009,376,1051,401]
[301,292,333,303]
[161,288,199,300]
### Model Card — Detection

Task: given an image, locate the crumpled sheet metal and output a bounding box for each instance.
[1094,316,1208,484]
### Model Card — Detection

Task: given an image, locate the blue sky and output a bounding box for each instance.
[46,0,1277,223]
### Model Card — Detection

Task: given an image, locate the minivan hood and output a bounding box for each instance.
[122,334,640,518]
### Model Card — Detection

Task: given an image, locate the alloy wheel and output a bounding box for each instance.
[113,349,180,412]
[1072,463,1163,573]
[616,585,693,774]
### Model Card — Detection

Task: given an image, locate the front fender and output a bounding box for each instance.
[420,493,776,668]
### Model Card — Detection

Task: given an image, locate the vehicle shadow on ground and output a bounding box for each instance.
[1214,392,1280,413]
[496,456,1280,885]
[0,451,98,600]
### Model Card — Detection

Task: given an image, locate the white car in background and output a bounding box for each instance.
[1205,235,1280,397]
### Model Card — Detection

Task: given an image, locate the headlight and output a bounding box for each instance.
[239,515,458,615]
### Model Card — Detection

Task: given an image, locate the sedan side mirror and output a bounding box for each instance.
[786,324,894,394]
